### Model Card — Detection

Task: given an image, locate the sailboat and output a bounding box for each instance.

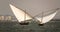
[9,4,60,26]
[9,4,32,25]
[34,8,60,26]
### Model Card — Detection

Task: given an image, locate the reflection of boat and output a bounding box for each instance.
[34,8,60,26]
[9,4,32,25]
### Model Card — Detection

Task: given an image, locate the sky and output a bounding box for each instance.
[0,0,60,19]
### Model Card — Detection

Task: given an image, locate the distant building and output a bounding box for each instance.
[0,15,17,21]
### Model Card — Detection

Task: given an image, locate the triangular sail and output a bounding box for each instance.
[9,4,32,22]
[34,8,60,24]
[35,11,57,24]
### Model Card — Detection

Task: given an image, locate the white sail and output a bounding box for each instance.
[9,4,32,22]
[35,11,57,24]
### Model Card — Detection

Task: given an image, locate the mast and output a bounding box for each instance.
[24,10,26,22]
[41,10,43,24]
[38,10,44,26]
[19,9,30,25]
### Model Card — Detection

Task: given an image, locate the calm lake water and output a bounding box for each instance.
[0,20,60,32]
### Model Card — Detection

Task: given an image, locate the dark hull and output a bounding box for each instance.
[19,22,29,25]
[38,24,44,26]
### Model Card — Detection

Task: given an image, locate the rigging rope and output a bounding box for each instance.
[34,8,60,17]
